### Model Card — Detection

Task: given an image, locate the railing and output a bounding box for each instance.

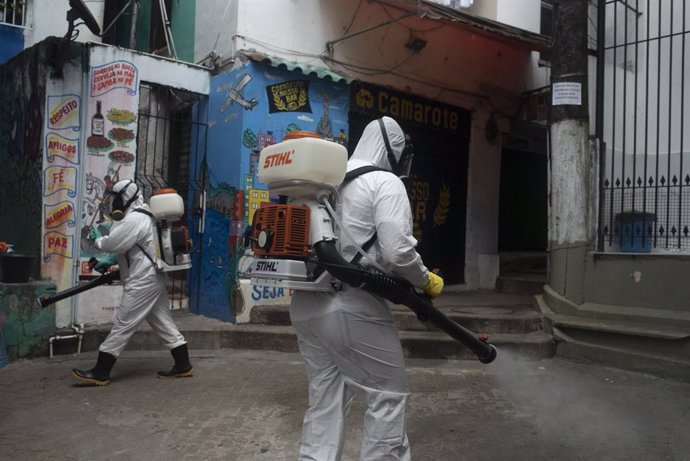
[136,83,208,309]
[597,0,690,252]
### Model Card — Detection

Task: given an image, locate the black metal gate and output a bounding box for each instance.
[597,0,690,252]
[135,83,208,309]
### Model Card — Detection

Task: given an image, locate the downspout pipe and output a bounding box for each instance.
[314,241,498,363]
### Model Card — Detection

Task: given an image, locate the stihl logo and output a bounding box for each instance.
[263,150,294,168]
[256,261,278,272]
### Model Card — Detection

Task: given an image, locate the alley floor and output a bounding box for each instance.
[1,348,689,461]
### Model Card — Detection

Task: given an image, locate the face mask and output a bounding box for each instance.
[397,134,415,181]
[108,181,139,221]
[378,119,414,179]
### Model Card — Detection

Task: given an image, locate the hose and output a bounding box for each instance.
[314,241,497,363]
[38,270,120,308]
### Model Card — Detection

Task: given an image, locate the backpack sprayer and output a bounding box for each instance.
[146,188,193,272]
[39,188,192,308]
[247,132,497,363]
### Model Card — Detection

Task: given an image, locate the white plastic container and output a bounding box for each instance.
[150,189,184,221]
[258,134,347,191]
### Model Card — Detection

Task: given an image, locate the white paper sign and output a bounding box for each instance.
[552,82,582,106]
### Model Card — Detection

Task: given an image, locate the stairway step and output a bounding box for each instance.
[399,329,555,360]
[393,308,544,334]
[78,312,554,360]
[499,251,547,274]
[250,304,544,334]
[224,325,555,360]
[496,272,546,295]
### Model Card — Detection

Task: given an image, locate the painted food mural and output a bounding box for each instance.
[108,127,135,144]
[106,108,136,125]
[108,150,134,164]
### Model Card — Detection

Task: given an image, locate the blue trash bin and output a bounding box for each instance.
[616,211,656,253]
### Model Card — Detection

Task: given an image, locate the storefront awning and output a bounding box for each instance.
[379,0,551,54]
[241,51,355,84]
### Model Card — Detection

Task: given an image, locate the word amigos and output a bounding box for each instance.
[48,138,77,155]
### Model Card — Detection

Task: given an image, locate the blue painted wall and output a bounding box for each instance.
[189,60,350,322]
[0,25,24,65]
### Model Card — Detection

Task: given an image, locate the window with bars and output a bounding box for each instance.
[0,0,26,26]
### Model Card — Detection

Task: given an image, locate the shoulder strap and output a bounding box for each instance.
[340,167,387,264]
[350,232,378,264]
[132,208,155,218]
[131,208,161,271]
[342,165,388,186]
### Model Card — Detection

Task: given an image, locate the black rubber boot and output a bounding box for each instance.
[157,344,193,379]
[72,351,116,386]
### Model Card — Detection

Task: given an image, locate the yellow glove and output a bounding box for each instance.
[423,272,444,298]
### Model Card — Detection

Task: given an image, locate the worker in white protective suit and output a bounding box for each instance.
[290,116,445,460]
[72,179,193,386]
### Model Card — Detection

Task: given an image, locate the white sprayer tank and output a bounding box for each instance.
[258,133,347,196]
[149,189,185,221]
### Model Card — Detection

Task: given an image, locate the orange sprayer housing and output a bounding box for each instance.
[252,204,310,258]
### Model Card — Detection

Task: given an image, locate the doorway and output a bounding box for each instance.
[498,147,547,251]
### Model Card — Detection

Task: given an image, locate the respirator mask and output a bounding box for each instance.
[378,118,414,182]
[107,180,139,221]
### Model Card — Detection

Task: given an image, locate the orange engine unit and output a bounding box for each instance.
[252,204,310,258]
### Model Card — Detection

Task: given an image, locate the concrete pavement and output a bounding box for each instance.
[1,348,689,461]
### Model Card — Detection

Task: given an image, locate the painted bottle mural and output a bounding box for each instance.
[92,100,104,137]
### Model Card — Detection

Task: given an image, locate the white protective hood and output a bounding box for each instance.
[348,116,406,173]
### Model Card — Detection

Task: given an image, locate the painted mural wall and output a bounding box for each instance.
[2,40,210,329]
[194,59,349,322]
[71,44,210,327]
[41,53,85,327]
[76,52,141,325]
[39,47,141,327]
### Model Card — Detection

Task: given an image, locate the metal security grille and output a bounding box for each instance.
[136,83,208,309]
[0,0,26,26]
[597,0,690,252]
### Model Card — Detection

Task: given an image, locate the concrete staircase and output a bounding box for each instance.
[75,252,555,361]
[244,291,555,360]
[495,251,547,295]
[76,291,555,361]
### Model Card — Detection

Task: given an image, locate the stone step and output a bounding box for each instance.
[496,272,546,295]
[499,251,547,274]
[79,321,555,361]
[250,304,544,334]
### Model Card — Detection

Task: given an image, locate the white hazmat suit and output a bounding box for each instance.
[290,117,430,460]
[93,181,187,357]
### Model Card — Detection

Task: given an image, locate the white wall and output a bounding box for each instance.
[194,0,239,65]
[24,0,104,47]
[469,0,550,94]
[468,0,498,23]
